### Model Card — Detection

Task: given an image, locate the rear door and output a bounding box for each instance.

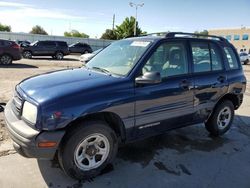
[135,40,195,136]
[190,40,228,121]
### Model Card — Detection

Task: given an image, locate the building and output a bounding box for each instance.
[208,27,250,53]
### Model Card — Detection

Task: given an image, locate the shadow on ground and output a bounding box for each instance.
[0,63,38,68]
[36,119,247,188]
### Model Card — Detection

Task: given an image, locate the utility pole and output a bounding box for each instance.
[129,2,144,36]
[112,14,115,31]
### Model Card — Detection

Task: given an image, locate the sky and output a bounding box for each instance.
[0,0,249,38]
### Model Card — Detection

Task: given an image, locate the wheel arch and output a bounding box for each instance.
[65,111,126,143]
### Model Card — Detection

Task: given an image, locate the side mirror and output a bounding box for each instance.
[135,71,161,85]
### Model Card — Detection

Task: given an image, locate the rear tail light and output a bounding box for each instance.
[12,43,20,49]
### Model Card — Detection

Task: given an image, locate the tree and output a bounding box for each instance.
[100,29,117,40]
[0,23,11,32]
[30,25,48,35]
[115,16,144,39]
[64,30,89,38]
[194,30,208,35]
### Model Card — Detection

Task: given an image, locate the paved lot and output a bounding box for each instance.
[0,57,250,188]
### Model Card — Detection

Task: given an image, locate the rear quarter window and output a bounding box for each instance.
[223,47,239,69]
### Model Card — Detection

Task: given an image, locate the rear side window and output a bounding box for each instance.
[191,42,223,73]
[223,47,239,69]
[57,41,68,47]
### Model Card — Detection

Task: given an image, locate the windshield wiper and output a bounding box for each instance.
[91,66,111,75]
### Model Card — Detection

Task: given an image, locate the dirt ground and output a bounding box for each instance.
[0,55,82,145]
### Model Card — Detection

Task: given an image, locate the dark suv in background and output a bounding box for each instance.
[0,39,22,65]
[4,32,246,180]
[21,40,70,60]
[69,42,93,54]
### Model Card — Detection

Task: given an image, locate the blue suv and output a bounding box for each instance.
[4,32,246,180]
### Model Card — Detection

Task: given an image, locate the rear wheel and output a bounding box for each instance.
[0,54,12,65]
[55,52,64,60]
[205,100,234,136]
[58,121,118,180]
[22,51,32,59]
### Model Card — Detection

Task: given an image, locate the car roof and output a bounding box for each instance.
[125,32,229,44]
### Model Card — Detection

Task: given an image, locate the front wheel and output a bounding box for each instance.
[58,121,118,180]
[0,54,12,64]
[205,100,234,136]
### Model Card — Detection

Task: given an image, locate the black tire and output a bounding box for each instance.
[83,50,89,54]
[58,121,118,180]
[22,51,32,59]
[55,51,64,60]
[0,54,12,65]
[244,59,249,65]
[205,100,234,136]
[52,56,56,59]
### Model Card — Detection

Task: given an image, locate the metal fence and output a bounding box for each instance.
[0,32,113,51]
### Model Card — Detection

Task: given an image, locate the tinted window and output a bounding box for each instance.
[210,44,223,71]
[224,47,239,69]
[39,41,55,46]
[191,42,211,72]
[191,42,223,72]
[142,42,188,78]
[57,41,68,47]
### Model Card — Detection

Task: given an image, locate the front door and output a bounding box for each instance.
[135,41,195,137]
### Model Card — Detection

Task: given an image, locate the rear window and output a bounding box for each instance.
[223,47,239,69]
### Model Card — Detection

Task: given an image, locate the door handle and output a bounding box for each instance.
[217,75,226,83]
[179,80,191,90]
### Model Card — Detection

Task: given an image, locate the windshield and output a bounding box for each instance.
[86,39,152,76]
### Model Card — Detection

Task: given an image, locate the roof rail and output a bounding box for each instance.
[140,32,167,37]
[165,32,228,42]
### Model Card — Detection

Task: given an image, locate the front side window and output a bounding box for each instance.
[142,42,188,78]
[223,47,239,69]
[86,40,152,76]
[191,42,223,72]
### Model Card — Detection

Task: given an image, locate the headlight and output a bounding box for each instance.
[22,101,38,124]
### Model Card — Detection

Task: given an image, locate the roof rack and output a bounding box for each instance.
[140,32,168,37]
[165,32,228,42]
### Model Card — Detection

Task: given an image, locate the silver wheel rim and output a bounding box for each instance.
[24,51,31,58]
[74,133,110,171]
[1,55,11,64]
[217,106,231,130]
[56,53,63,59]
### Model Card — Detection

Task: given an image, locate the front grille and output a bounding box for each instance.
[11,90,23,117]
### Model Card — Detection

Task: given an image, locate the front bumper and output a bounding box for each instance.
[4,101,65,159]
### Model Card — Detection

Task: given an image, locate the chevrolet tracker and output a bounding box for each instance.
[4,32,246,180]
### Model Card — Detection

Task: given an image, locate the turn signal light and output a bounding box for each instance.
[38,141,57,148]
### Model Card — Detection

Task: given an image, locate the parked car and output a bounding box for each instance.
[21,40,70,60]
[0,39,22,64]
[4,32,246,180]
[239,52,249,65]
[69,42,92,54]
[79,48,103,63]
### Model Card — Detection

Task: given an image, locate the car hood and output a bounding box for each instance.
[19,68,119,104]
